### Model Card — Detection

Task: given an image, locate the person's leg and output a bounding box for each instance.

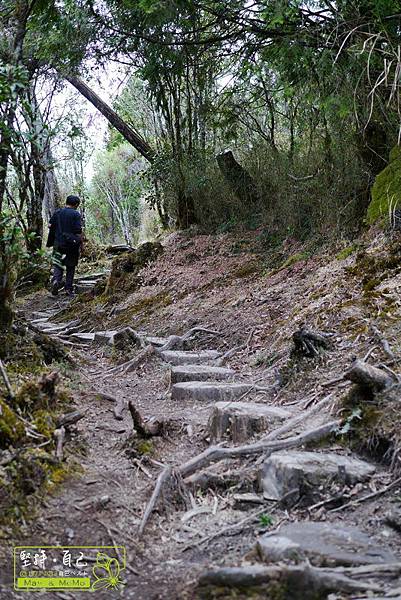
[51,251,64,296]
[65,265,76,294]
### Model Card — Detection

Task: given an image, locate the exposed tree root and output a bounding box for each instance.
[178,420,341,478]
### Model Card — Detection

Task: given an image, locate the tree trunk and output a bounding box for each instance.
[216,150,260,205]
[64,75,155,163]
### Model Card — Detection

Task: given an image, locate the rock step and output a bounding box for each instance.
[94,330,118,344]
[144,336,167,347]
[171,365,235,384]
[260,450,375,505]
[171,381,254,402]
[208,401,291,443]
[161,350,220,366]
[257,521,397,567]
[69,333,96,343]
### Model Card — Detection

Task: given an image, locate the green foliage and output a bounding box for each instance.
[367,146,401,224]
[259,513,274,527]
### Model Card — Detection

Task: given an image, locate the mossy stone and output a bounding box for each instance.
[367,145,401,224]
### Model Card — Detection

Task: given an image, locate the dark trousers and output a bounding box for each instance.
[53,264,76,292]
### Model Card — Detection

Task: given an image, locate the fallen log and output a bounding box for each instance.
[179,420,341,478]
[198,564,382,596]
[344,359,393,391]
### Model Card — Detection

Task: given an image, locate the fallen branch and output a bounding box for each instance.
[330,475,401,513]
[0,359,14,399]
[197,564,382,595]
[57,410,85,428]
[54,426,66,460]
[179,419,341,478]
[344,359,393,391]
[263,394,334,443]
[138,465,172,536]
[128,401,162,437]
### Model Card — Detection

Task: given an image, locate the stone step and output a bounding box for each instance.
[161,350,220,366]
[144,336,167,347]
[171,381,254,402]
[68,333,96,343]
[170,365,235,384]
[257,521,397,566]
[260,450,375,505]
[94,330,118,344]
[208,401,291,443]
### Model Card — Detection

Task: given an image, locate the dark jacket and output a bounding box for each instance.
[47,207,82,266]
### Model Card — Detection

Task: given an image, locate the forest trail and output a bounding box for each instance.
[5,239,401,599]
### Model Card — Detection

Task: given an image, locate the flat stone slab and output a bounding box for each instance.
[260,450,375,504]
[93,330,118,344]
[172,382,253,402]
[209,401,291,443]
[257,521,397,566]
[161,350,220,366]
[69,333,96,343]
[171,365,235,384]
[145,336,167,347]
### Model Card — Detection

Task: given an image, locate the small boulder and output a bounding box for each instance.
[209,401,290,443]
[260,450,375,505]
[257,521,397,566]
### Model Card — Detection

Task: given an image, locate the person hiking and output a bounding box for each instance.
[47,195,83,296]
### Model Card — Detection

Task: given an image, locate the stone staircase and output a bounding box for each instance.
[32,308,399,597]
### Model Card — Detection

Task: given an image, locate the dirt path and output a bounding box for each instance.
[4,290,243,600]
[4,269,401,600]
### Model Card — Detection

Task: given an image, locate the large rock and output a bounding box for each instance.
[110,327,142,350]
[94,330,118,344]
[171,382,253,402]
[161,350,220,366]
[257,521,397,566]
[260,450,375,505]
[170,365,235,384]
[209,401,291,443]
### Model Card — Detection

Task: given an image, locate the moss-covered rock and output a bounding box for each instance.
[13,371,60,412]
[105,241,163,296]
[0,398,25,448]
[367,145,401,224]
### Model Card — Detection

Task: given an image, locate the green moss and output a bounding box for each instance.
[336,245,357,260]
[362,277,381,292]
[367,145,401,224]
[280,252,308,269]
[0,398,25,448]
[137,440,153,455]
[231,261,262,278]
[105,241,164,296]
[32,409,56,438]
